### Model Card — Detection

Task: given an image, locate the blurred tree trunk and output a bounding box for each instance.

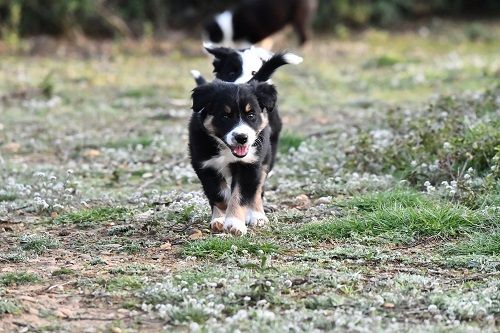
[152,0,168,38]
[94,0,133,38]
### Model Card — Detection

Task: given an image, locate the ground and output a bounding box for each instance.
[0,20,499,332]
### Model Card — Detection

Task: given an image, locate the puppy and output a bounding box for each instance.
[203,0,317,47]
[191,45,303,86]
[189,80,280,235]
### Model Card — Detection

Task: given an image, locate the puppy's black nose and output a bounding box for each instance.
[234,133,248,144]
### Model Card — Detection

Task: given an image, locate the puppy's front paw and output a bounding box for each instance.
[246,210,269,227]
[224,217,247,236]
[210,217,225,232]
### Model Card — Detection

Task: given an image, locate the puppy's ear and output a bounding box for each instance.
[204,45,230,60]
[192,84,217,113]
[255,83,277,112]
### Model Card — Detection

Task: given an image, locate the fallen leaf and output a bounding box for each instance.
[188,229,203,240]
[160,242,172,250]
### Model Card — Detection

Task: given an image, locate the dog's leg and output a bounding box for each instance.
[224,184,248,236]
[246,167,269,227]
[197,168,229,232]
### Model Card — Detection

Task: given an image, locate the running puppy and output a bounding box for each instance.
[189,80,279,235]
[203,0,317,47]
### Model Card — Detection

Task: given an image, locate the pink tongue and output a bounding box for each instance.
[233,145,249,157]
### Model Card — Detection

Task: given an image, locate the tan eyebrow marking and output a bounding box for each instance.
[224,105,231,114]
[245,103,252,113]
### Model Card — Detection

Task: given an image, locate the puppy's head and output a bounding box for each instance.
[192,81,277,158]
[205,44,270,83]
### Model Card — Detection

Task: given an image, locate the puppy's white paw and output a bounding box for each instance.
[224,217,247,236]
[246,210,269,227]
[210,217,225,232]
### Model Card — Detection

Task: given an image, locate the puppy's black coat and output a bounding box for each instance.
[189,81,281,235]
[192,49,302,86]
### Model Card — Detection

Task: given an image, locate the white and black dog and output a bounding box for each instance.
[203,0,317,47]
[191,44,302,85]
[189,56,297,235]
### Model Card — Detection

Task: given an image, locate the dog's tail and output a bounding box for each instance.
[249,52,303,82]
[190,70,208,86]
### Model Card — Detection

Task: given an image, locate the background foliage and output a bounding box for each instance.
[1,0,499,39]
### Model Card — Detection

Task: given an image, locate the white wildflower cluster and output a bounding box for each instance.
[0,169,79,214]
[423,167,478,199]
[129,190,209,223]
[370,129,394,150]
[21,96,62,111]
[429,281,498,322]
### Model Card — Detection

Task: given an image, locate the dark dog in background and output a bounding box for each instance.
[189,57,300,235]
[203,0,317,47]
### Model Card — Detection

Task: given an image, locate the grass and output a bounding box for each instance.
[279,131,304,154]
[445,230,500,255]
[104,136,154,149]
[20,234,59,254]
[105,276,145,292]
[287,195,490,243]
[182,237,280,258]
[1,22,499,332]
[0,194,17,202]
[0,272,40,286]
[0,299,20,315]
[53,207,131,228]
[338,189,430,212]
[51,267,75,276]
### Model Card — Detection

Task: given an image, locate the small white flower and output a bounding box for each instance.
[257,249,264,255]
[410,160,417,167]
[284,279,293,288]
[256,299,268,307]
[424,181,431,187]
[443,142,452,150]
[231,244,238,252]
[189,322,200,331]
[463,174,470,180]
[243,296,251,302]
[265,280,272,287]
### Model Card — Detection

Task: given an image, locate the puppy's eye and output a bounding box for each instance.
[247,113,255,120]
[251,71,257,76]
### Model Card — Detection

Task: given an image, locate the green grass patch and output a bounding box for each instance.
[52,267,75,276]
[279,131,304,154]
[287,198,490,243]
[445,230,500,255]
[20,234,59,254]
[0,272,40,286]
[53,207,131,228]
[339,190,429,212]
[182,237,279,258]
[104,135,153,149]
[106,276,145,292]
[363,54,401,68]
[0,298,20,315]
[0,194,17,202]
